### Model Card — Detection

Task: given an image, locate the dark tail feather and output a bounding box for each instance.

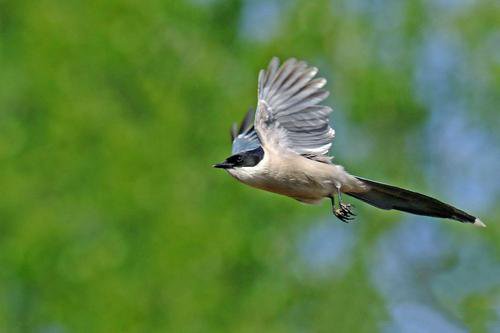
[346,177,485,227]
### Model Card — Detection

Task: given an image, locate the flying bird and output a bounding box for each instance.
[214,57,485,227]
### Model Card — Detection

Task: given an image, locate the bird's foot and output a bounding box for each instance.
[334,203,356,223]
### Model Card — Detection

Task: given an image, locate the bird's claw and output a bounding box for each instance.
[334,203,356,223]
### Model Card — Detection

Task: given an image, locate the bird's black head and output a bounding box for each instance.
[213,146,264,169]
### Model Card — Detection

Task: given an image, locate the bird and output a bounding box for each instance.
[214,57,485,227]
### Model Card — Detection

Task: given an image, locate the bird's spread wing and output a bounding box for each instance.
[254,57,335,158]
[230,107,261,154]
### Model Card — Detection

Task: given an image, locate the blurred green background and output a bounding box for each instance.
[1,0,499,332]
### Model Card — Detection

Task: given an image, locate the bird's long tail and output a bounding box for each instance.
[345,177,485,227]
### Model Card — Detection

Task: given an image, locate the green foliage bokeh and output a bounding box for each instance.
[0,0,498,332]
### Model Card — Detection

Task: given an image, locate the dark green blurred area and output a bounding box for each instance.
[0,0,499,332]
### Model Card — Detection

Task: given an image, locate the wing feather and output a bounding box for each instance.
[254,57,335,157]
[231,108,261,154]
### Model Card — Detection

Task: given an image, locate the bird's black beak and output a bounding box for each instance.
[213,161,233,169]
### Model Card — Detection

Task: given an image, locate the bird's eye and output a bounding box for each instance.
[237,156,243,163]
